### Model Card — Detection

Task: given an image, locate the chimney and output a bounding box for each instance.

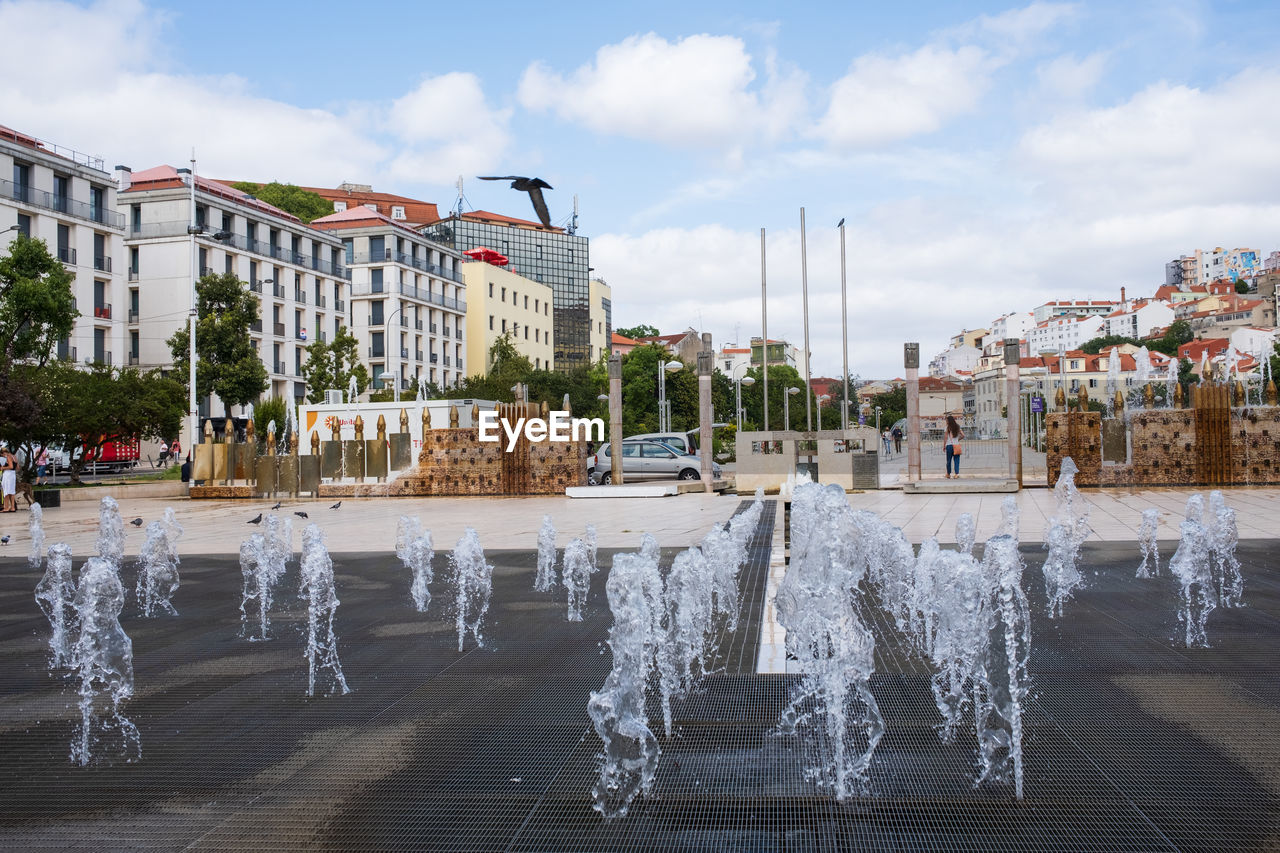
[113,165,131,193]
[176,167,192,187]
[1120,285,1126,309]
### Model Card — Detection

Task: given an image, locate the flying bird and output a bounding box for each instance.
[294,511,309,519]
[247,513,263,525]
[477,176,553,228]
[130,517,144,527]
[329,501,342,510]
[271,502,281,511]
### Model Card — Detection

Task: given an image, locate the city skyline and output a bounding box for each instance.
[3,0,1278,378]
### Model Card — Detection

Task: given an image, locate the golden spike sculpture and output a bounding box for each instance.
[1234,380,1246,408]
[203,418,214,443]
[422,406,432,430]
[311,430,320,455]
[376,414,386,442]
[1113,390,1124,416]
[1267,379,1278,407]
[245,417,255,445]
[1055,386,1066,411]
[331,417,341,442]
[471,404,479,425]
[354,414,365,441]
[449,405,459,428]
[399,408,409,434]
[224,418,235,443]
[266,428,276,456]
[1077,382,1089,412]
[1174,382,1184,408]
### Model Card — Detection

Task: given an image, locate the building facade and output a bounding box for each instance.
[1102,300,1174,339]
[2,125,126,368]
[588,278,612,365]
[1027,314,1104,354]
[460,256,554,375]
[310,206,466,391]
[423,211,591,372]
[120,164,349,410]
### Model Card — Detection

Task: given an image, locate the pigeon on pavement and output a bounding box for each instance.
[247,513,263,524]
[130,517,144,527]
[294,511,309,519]
[329,501,342,510]
[271,502,281,510]
[0,535,9,545]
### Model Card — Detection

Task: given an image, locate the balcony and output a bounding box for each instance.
[249,279,262,293]
[274,361,287,375]
[400,347,410,359]
[415,319,423,330]
[128,269,139,282]
[430,323,438,334]
[128,309,139,324]
[57,247,76,265]
[335,299,345,313]
[350,248,465,284]
[58,345,77,362]
[93,303,112,320]
[272,283,286,299]
[430,353,438,364]
[273,322,285,337]
[443,327,450,338]
[1,178,125,228]
[315,294,326,308]
[318,330,327,344]
[250,319,262,333]
[368,347,386,359]
[294,289,307,304]
[93,255,112,272]
[127,353,140,366]
[443,356,451,366]
[414,350,423,361]
[127,222,348,278]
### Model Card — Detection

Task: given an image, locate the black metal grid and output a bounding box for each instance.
[0,507,1277,851]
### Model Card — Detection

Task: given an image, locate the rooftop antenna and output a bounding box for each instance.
[567,194,579,235]
[453,176,465,219]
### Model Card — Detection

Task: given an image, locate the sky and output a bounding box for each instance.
[3,0,1279,379]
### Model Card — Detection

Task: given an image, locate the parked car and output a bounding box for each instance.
[588,440,721,485]
[627,431,699,456]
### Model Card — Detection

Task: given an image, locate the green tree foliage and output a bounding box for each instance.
[1080,334,1139,355]
[21,361,184,483]
[735,363,816,431]
[252,396,288,447]
[868,385,907,430]
[615,324,659,339]
[229,181,334,223]
[167,272,269,418]
[0,234,78,440]
[1146,320,1194,357]
[301,326,370,403]
[1236,280,1250,294]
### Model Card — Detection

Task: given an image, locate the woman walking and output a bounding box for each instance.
[0,443,17,512]
[943,414,964,479]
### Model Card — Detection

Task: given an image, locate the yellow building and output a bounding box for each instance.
[589,278,612,364]
[462,257,555,375]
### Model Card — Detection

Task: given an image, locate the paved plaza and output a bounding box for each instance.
[0,487,1278,850]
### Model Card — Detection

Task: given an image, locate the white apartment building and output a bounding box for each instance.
[1027,314,1104,355]
[1032,300,1117,324]
[717,344,752,378]
[1166,247,1262,287]
[1102,300,1174,339]
[461,257,554,374]
[120,165,348,409]
[311,206,466,391]
[1,125,125,367]
[928,344,980,378]
[986,311,1033,345]
[588,278,612,365]
[1229,327,1277,362]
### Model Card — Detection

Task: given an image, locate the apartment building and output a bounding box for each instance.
[1028,347,1175,405]
[928,344,980,379]
[1032,299,1117,324]
[1102,300,1174,339]
[423,210,591,372]
[1027,314,1104,355]
[1,125,125,367]
[293,182,441,229]
[120,164,348,409]
[311,205,466,391]
[460,252,554,375]
[1166,247,1262,288]
[588,278,612,364]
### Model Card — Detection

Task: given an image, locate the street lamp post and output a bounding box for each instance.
[657,359,681,433]
[875,405,881,437]
[384,305,406,402]
[784,386,800,430]
[731,363,755,430]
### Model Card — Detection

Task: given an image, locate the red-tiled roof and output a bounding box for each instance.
[214,180,442,228]
[125,166,300,222]
[425,210,565,233]
[309,204,422,236]
[612,333,640,346]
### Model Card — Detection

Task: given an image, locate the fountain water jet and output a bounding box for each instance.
[1169,497,1214,648]
[975,534,1031,799]
[396,515,435,612]
[563,538,595,623]
[35,543,76,668]
[96,496,125,571]
[955,513,976,557]
[300,524,350,696]
[451,528,494,651]
[28,503,44,568]
[1207,491,1243,608]
[135,521,179,616]
[535,515,558,592]
[1137,508,1161,578]
[70,556,140,765]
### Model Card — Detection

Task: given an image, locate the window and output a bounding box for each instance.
[501,287,506,303]
[371,268,384,293]
[364,203,377,212]
[391,206,405,220]
[334,201,347,212]
[524,327,529,340]
[502,319,507,333]
[370,300,384,325]
[488,283,494,297]
[524,295,528,309]
[489,315,494,330]
[16,213,30,236]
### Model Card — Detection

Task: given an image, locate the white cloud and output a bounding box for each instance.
[1016,67,1280,211]
[813,45,995,148]
[1035,51,1107,101]
[970,2,1080,50]
[0,0,511,187]
[517,32,805,149]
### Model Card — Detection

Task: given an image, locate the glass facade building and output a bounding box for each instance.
[424,214,590,372]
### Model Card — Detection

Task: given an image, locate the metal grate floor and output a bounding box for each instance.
[0,507,1277,851]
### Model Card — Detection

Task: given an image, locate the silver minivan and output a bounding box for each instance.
[588,440,720,484]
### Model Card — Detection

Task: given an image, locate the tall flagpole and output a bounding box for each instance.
[760,227,768,432]
[800,207,811,431]
[839,218,849,431]
[187,150,198,476]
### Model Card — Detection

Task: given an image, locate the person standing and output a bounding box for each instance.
[35,445,49,486]
[943,414,964,479]
[171,437,180,464]
[0,443,17,512]
[158,439,169,467]
[892,425,903,454]
[882,428,892,455]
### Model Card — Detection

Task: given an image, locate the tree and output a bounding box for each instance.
[0,234,78,443]
[301,326,370,403]
[229,181,334,223]
[1147,320,1194,357]
[615,324,659,339]
[1236,280,1250,294]
[26,361,184,484]
[869,386,907,430]
[1080,334,1138,355]
[167,272,269,419]
[252,396,287,447]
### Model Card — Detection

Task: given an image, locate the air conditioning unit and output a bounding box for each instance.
[325,390,343,405]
